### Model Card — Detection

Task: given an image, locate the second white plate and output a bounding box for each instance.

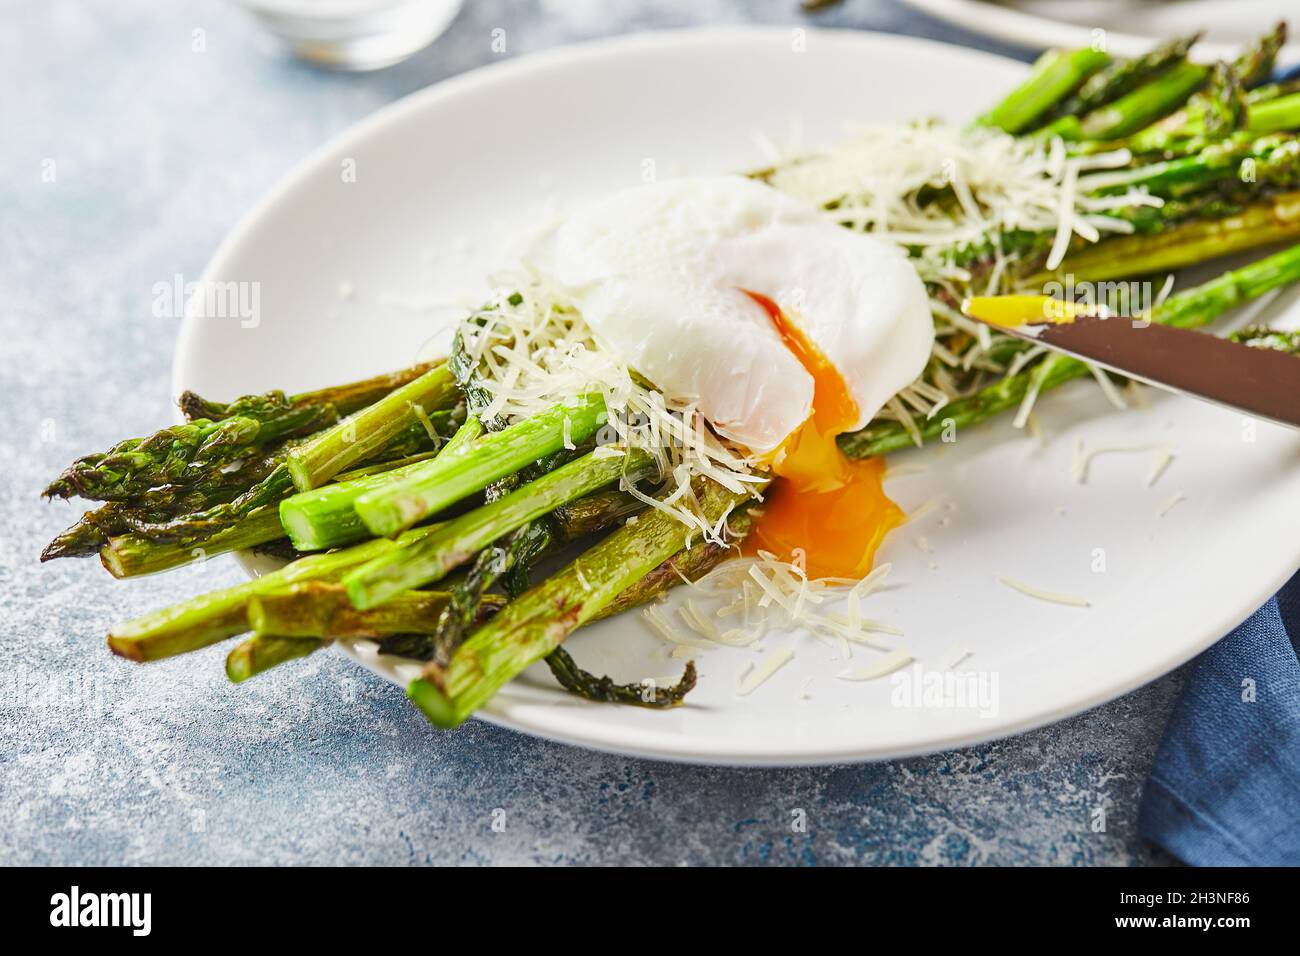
[903,0,1300,62]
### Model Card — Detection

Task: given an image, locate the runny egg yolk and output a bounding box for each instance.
[741,292,903,580]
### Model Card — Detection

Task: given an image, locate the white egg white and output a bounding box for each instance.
[546,175,934,455]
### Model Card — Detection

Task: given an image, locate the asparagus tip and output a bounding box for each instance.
[408,677,461,728]
[42,479,72,500]
[176,390,208,421]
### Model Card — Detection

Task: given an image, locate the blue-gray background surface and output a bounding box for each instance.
[2,0,1179,865]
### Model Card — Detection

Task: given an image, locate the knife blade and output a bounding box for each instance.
[961,295,1300,430]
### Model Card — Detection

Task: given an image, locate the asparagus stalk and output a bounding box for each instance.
[225,636,324,683]
[284,363,459,491]
[384,493,648,666]
[279,416,484,551]
[587,507,750,622]
[425,317,546,662]
[99,505,287,579]
[1054,34,1201,121]
[42,502,170,562]
[43,451,295,561]
[226,513,730,687]
[407,479,750,728]
[1229,325,1300,353]
[346,448,656,609]
[248,582,506,638]
[1123,28,1279,151]
[354,395,608,538]
[1046,60,1209,142]
[841,240,1300,457]
[550,489,647,538]
[105,522,445,661]
[427,487,647,667]
[1109,21,1286,158]
[44,403,336,502]
[977,47,1111,134]
[180,361,443,422]
[82,414,467,575]
[1247,93,1300,135]
[1088,133,1299,200]
[1128,72,1298,154]
[43,413,459,562]
[105,480,643,662]
[545,650,696,709]
[1026,189,1300,283]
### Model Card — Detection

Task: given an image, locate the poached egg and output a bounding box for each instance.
[547,175,934,578]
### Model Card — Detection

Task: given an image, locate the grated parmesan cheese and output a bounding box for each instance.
[836,648,913,681]
[766,122,1139,269]
[1146,448,1174,488]
[1071,440,1172,484]
[1157,492,1186,518]
[997,574,1090,608]
[458,280,767,543]
[736,647,795,696]
[939,642,972,670]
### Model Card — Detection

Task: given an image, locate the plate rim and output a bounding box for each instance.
[175,24,1299,765]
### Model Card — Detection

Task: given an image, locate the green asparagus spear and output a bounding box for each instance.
[1135,22,1286,148]
[977,47,1111,134]
[99,505,287,579]
[278,416,484,551]
[354,394,608,538]
[1246,92,1300,135]
[248,582,506,638]
[1026,189,1300,283]
[225,636,325,683]
[1055,34,1201,120]
[44,403,336,502]
[427,486,646,668]
[225,509,727,686]
[1232,21,1288,90]
[284,363,459,491]
[105,481,644,662]
[1229,325,1300,353]
[1128,71,1299,154]
[105,522,446,661]
[150,407,465,544]
[841,240,1300,457]
[588,507,750,621]
[407,478,751,728]
[1088,133,1300,200]
[1048,60,1210,141]
[180,361,443,422]
[426,316,544,664]
[544,650,697,709]
[43,413,459,562]
[81,415,466,577]
[346,448,656,609]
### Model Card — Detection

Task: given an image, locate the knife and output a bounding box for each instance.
[961,295,1300,430]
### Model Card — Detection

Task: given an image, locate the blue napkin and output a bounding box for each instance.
[1139,570,1300,865]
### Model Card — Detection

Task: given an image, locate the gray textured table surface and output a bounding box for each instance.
[2,0,1183,865]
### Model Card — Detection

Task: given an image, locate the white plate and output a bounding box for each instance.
[174,27,1300,765]
[903,0,1300,63]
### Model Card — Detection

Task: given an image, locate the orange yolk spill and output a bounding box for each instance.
[740,292,904,580]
